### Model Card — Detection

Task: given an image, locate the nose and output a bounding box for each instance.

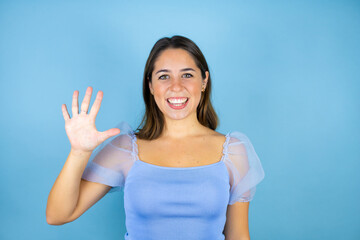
[170,77,184,92]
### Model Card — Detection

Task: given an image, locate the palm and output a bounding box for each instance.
[62,87,120,153]
[65,114,100,152]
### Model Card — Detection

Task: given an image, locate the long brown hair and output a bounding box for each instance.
[134,35,219,140]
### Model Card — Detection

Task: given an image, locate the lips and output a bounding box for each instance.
[166,97,189,109]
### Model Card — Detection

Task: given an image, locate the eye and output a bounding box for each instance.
[159,75,169,80]
[183,73,193,78]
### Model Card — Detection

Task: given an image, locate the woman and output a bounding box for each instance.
[46,35,265,240]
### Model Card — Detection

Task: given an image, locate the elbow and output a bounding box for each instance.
[46,214,76,225]
[46,216,67,225]
[45,209,72,226]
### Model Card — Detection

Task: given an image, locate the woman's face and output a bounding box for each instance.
[149,48,209,121]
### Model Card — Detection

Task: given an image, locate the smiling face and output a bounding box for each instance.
[149,48,209,122]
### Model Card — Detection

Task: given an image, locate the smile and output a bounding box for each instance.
[167,97,188,104]
[166,97,189,109]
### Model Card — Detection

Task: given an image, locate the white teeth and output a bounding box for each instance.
[167,98,188,104]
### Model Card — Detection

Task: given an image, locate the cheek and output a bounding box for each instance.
[190,85,202,96]
[153,88,166,99]
[152,82,166,94]
[152,89,166,105]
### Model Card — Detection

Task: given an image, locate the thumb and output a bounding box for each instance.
[99,128,121,143]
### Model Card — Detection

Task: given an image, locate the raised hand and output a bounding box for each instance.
[61,86,121,153]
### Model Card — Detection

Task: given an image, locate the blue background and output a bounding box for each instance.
[1,0,359,239]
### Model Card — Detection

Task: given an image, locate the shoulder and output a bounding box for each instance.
[202,129,228,149]
[105,122,135,151]
[207,129,250,146]
[204,128,227,139]
[206,128,249,140]
[227,131,251,143]
[222,131,254,156]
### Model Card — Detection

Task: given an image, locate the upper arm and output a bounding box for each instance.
[223,202,250,240]
[225,132,265,204]
[66,179,112,223]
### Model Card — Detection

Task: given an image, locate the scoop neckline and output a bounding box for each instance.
[131,131,231,170]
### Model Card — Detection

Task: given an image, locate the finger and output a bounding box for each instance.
[72,90,79,116]
[80,86,93,114]
[99,128,121,143]
[89,90,103,118]
[62,104,70,121]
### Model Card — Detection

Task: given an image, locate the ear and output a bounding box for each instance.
[203,71,209,88]
[148,78,153,94]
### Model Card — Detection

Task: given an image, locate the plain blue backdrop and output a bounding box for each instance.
[0,0,359,239]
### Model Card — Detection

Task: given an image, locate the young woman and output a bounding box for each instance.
[46,35,265,240]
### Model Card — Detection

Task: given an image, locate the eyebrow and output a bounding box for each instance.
[155,68,195,75]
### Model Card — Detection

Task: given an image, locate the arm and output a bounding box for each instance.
[46,149,111,225]
[46,87,123,225]
[223,202,251,240]
[223,132,265,239]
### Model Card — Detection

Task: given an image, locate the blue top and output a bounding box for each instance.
[81,121,265,240]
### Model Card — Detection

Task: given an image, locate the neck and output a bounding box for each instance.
[161,113,206,139]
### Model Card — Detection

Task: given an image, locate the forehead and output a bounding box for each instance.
[153,48,197,70]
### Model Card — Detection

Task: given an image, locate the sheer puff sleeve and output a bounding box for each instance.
[223,131,265,204]
[81,121,136,193]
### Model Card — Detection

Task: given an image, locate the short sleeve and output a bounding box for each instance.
[81,121,136,193]
[223,131,265,204]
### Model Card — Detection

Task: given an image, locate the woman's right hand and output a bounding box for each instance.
[61,86,121,153]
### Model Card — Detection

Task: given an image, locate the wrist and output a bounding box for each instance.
[70,148,93,157]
